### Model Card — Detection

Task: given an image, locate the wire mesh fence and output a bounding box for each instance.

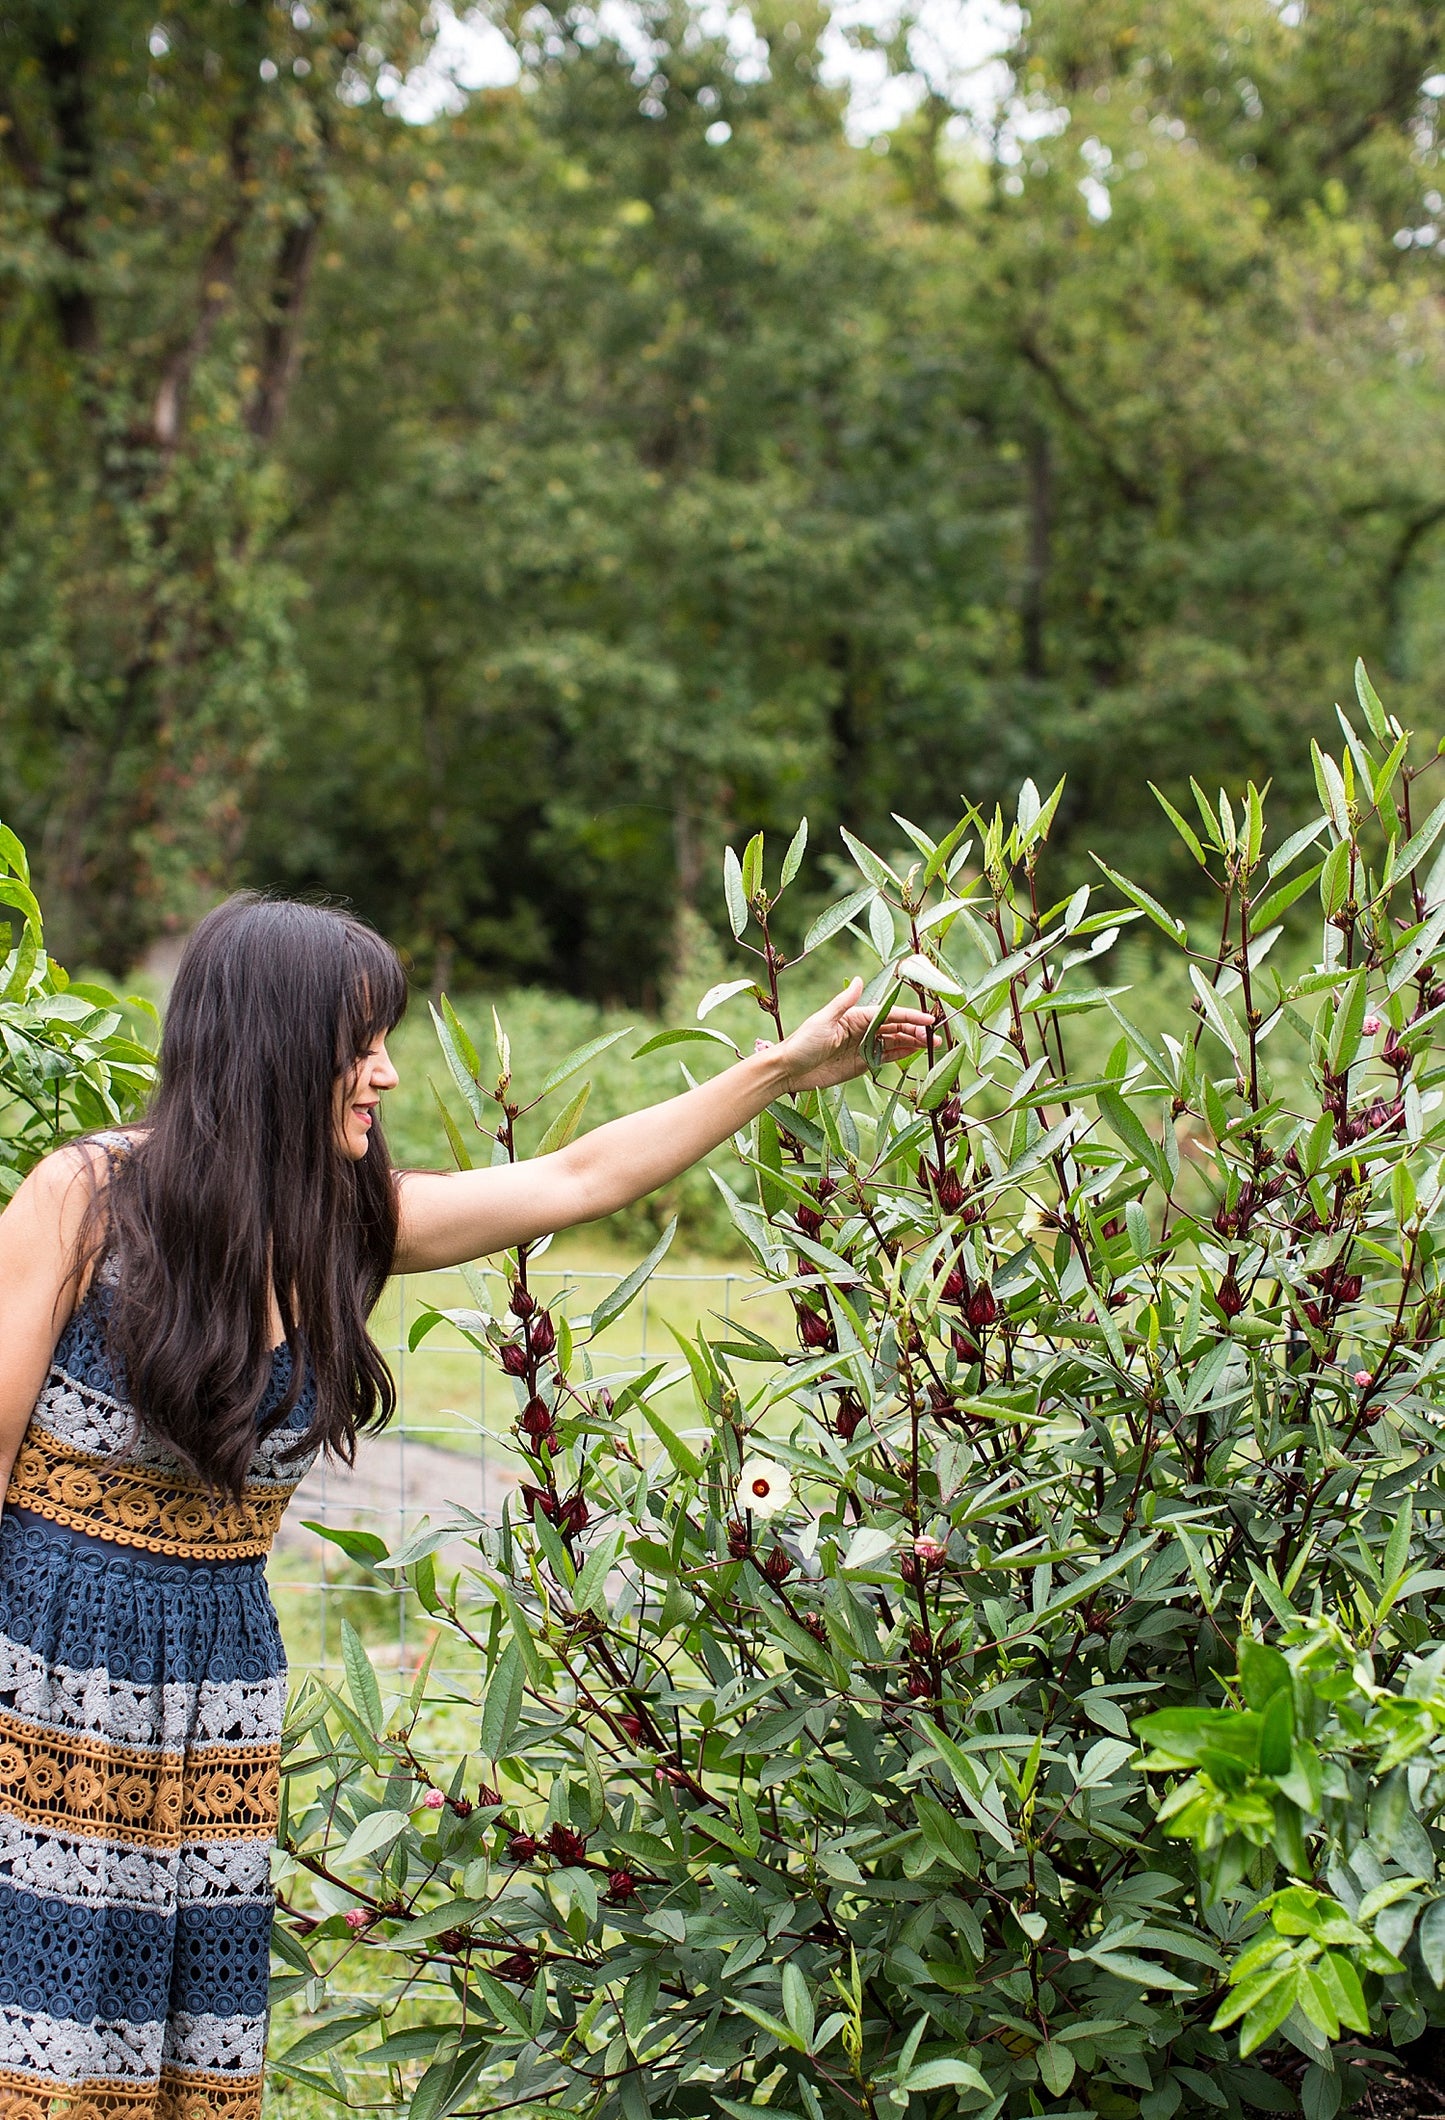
[267,1260,777,1689]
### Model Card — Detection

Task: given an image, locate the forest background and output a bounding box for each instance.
[4,0,1445,1033]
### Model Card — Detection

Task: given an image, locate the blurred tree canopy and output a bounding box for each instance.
[2,0,1444,996]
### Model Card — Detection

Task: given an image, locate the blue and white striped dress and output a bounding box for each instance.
[0,1201,315,2120]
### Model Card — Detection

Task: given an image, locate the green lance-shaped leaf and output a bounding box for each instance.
[723,845,749,938]
[572,1526,626,1618]
[781,1961,816,2049]
[839,824,900,889]
[902,2060,993,2096]
[1327,968,1369,1076]
[0,821,31,883]
[638,1398,705,1480]
[1151,783,1210,868]
[1391,792,1445,885]
[801,883,876,957]
[780,815,808,889]
[1249,860,1324,935]
[479,1638,525,1760]
[740,828,765,902]
[340,1617,384,1737]
[587,1216,677,1333]
[538,1024,632,1098]
[276,2013,382,2070]
[1097,1086,1171,1189]
[631,1025,740,1058]
[429,1001,483,1124]
[338,1806,410,1864]
[697,978,760,1019]
[1356,657,1390,742]
[302,1522,390,1571]
[1091,855,1188,945]
[430,1080,475,1170]
[534,1080,590,1154]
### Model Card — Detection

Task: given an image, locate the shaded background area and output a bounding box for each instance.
[3,0,1445,1009]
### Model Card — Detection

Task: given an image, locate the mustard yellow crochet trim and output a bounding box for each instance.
[0,1710,279,1848]
[5,1431,293,1560]
[0,2067,262,2120]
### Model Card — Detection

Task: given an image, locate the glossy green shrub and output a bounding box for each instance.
[0,819,157,1195]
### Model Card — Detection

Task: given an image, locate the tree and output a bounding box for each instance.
[0,0,428,967]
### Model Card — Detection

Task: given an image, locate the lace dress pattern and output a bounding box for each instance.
[0,1161,316,2120]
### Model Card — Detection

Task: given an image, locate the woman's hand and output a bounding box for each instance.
[769,978,933,1092]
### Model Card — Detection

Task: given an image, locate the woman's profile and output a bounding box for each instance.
[0,892,929,2120]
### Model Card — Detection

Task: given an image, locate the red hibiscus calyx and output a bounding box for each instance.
[547,1824,589,1864]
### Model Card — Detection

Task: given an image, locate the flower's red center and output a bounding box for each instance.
[752,1479,769,1496]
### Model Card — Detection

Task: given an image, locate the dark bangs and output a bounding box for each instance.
[338,920,409,1066]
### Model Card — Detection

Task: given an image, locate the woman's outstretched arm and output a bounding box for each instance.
[393,979,931,1273]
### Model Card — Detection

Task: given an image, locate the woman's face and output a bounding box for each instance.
[335,1033,400,1160]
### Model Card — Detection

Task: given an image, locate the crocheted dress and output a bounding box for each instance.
[0,1197,316,2120]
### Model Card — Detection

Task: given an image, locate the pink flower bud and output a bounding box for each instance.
[422,1789,446,1809]
[913,1534,948,1566]
[1362,1015,1382,1036]
[344,1908,373,1931]
[1354,1370,1372,1387]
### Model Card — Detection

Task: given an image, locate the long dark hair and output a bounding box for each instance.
[91,894,409,1494]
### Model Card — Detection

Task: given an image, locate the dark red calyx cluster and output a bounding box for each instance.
[520,1397,554,1444]
[936,1166,967,1213]
[1216,1272,1245,1317]
[834,1393,865,1439]
[965,1283,996,1330]
[547,1824,588,1864]
[795,1301,834,1349]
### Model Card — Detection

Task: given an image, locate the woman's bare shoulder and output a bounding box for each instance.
[2,1139,115,1259]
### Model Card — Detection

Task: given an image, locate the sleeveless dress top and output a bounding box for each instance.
[0,1167,317,2120]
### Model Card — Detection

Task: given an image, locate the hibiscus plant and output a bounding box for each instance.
[277,664,1445,2120]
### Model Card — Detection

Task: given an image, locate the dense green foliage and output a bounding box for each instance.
[0,817,157,1195]
[3,2,1445,993]
[277,673,1445,2117]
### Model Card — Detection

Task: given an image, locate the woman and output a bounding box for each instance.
[0,893,929,2120]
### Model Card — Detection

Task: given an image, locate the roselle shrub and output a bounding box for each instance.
[278,665,1445,2120]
